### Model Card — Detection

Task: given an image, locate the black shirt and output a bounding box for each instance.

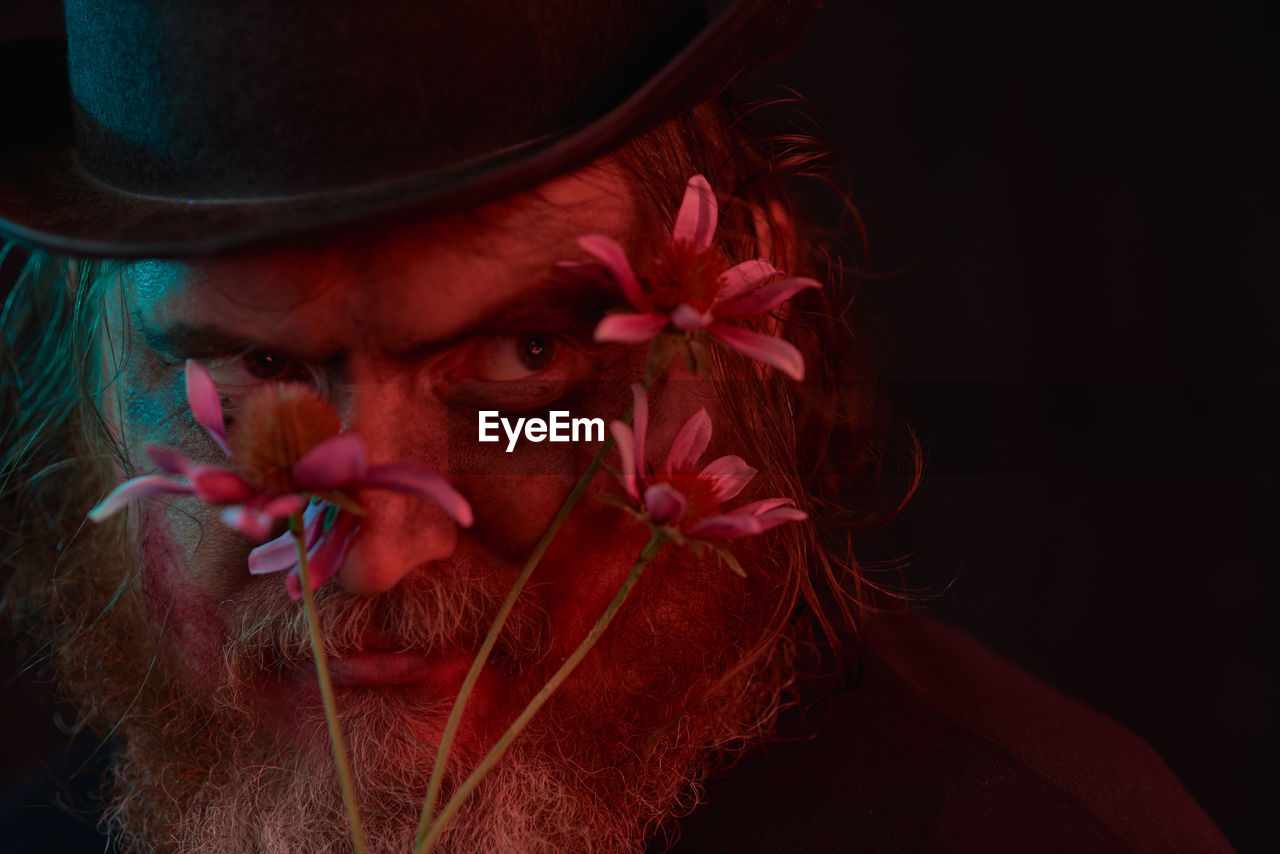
[663,612,1234,852]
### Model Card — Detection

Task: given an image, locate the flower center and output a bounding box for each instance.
[643,239,727,313]
[229,384,343,493]
[658,472,722,529]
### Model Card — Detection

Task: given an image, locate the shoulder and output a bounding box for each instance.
[662,612,1235,854]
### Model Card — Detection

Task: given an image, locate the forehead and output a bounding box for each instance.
[122,161,647,352]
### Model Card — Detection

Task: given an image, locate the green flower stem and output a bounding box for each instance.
[416,363,668,853]
[418,533,666,853]
[414,432,617,849]
[291,513,366,854]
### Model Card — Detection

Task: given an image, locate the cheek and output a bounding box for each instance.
[115,352,252,680]
[448,409,623,563]
[454,472,573,562]
[449,438,653,647]
[546,544,768,734]
[446,376,740,647]
[535,472,654,643]
[136,501,251,686]
[444,376,640,550]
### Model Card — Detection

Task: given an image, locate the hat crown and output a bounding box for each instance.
[64,0,706,200]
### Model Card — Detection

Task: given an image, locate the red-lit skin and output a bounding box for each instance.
[101,162,736,752]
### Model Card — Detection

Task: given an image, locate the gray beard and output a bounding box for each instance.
[101,656,786,854]
[48,507,794,853]
[86,565,791,852]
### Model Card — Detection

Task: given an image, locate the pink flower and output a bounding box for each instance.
[246,500,363,599]
[609,384,807,547]
[561,175,820,381]
[90,361,472,595]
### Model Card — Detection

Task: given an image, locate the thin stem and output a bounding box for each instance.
[419,534,665,853]
[416,365,666,852]
[292,513,366,854]
[415,433,616,849]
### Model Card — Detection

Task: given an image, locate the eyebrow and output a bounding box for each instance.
[418,278,619,354]
[134,317,258,359]
[133,277,623,361]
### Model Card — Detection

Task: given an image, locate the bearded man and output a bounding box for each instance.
[0,2,1236,853]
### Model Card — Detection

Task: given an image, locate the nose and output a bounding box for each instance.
[336,490,458,595]
[333,372,459,595]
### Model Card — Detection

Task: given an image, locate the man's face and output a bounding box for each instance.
[88,162,790,852]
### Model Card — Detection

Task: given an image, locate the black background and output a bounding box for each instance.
[2,2,1274,851]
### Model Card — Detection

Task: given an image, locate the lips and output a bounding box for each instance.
[325,655,460,686]
[325,635,476,686]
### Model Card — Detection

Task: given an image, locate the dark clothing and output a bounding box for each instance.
[3,614,1233,853]
[663,613,1234,853]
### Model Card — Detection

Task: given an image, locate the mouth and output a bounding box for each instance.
[326,646,474,689]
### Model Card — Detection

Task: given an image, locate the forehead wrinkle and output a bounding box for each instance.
[384,157,644,272]
[123,159,650,361]
[124,249,371,360]
[353,174,645,350]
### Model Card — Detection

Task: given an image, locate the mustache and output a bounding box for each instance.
[221,562,554,677]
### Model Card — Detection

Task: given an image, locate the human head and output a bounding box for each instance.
[0,5,899,851]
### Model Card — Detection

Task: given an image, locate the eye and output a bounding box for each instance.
[200,350,322,394]
[466,334,560,381]
[446,333,588,409]
[519,335,554,370]
[241,351,313,383]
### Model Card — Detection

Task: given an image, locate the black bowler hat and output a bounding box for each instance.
[0,0,818,258]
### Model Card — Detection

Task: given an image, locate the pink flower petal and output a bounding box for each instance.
[671,304,711,331]
[733,497,797,517]
[249,531,303,575]
[716,276,821,319]
[188,466,254,504]
[685,501,804,540]
[698,455,757,502]
[287,511,359,600]
[89,475,194,523]
[707,324,807,381]
[220,506,276,541]
[578,234,645,309]
[684,512,763,540]
[258,492,307,519]
[644,482,687,525]
[293,434,368,491]
[717,259,779,302]
[671,175,718,251]
[184,360,231,455]
[249,501,326,575]
[663,409,712,475]
[610,421,639,499]
[360,463,474,528]
[145,445,192,475]
[753,506,808,530]
[752,504,803,524]
[220,493,303,541]
[594,312,668,343]
[311,511,358,581]
[298,499,329,533]
[553,260,613,287]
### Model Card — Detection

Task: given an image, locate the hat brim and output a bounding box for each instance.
[0,0,815,258]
